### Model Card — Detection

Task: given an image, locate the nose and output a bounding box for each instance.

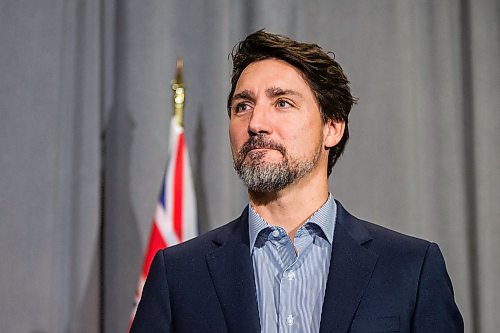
[247,104,273,136]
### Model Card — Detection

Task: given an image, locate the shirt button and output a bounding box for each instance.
[272,229,280,237]
[287,314,294,326]
[287,270,296,281]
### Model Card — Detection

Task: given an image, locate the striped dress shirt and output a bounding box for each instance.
[248,195,337,332]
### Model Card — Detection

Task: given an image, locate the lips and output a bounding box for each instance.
[250,147,275,152]
[239,136,286,156]
[246,147,278,158]
[234,137,287,169]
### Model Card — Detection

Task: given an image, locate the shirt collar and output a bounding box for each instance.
[248,193,337,252]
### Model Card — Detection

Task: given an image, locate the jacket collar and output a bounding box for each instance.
[206,208,261,333]
[206,202,378,333]
[319,201,378,332]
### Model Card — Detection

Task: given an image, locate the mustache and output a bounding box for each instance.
[238,136,287,157]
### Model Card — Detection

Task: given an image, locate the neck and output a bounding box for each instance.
[249,172,329,237]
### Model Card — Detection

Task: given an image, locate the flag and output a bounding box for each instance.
[129,116,197,326]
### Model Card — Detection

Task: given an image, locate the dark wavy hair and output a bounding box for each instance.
[227,30,357,176]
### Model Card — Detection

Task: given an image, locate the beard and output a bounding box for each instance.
[233,135,323,193]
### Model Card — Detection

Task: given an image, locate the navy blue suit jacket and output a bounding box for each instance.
[130,201,463,332]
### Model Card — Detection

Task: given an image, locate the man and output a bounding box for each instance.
[131,30,463,332]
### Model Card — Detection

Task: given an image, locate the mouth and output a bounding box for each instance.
[249,147,274,152]
[246,147,282,156]
[238,137,287,161]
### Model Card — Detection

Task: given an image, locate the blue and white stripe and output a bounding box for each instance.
[249,194,337,332]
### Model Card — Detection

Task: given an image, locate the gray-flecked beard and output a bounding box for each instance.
[233,136,322,193]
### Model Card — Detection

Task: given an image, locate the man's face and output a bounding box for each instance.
[228,58,332,193]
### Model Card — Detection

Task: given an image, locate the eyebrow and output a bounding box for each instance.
[265,87,303,99]
[231,87,303,104]
[231,90,256,104]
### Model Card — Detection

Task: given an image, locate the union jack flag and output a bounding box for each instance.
[129,117,197,326]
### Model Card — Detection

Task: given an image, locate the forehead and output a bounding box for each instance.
[234,58,314,96]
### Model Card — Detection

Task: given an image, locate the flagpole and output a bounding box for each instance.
[172,58,185,128]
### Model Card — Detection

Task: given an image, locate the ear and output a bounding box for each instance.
[323,119,345,148]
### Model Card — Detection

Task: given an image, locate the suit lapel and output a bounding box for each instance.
[320,202,378,333]
[206,209,261,333]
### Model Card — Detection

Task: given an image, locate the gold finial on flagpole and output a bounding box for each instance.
[171,58,185,127]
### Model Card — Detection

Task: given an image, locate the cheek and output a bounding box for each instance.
[229,123,246,151]
[281,121,324,153]
[280,119,315,141]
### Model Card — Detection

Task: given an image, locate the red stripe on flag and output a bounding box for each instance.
[141,221,167,277]
[173,133,185,241]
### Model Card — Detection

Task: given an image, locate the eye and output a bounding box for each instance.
[231,102,253,114]
[275,99,293,109]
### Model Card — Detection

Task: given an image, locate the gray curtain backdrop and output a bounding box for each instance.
[1,0,498,332]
